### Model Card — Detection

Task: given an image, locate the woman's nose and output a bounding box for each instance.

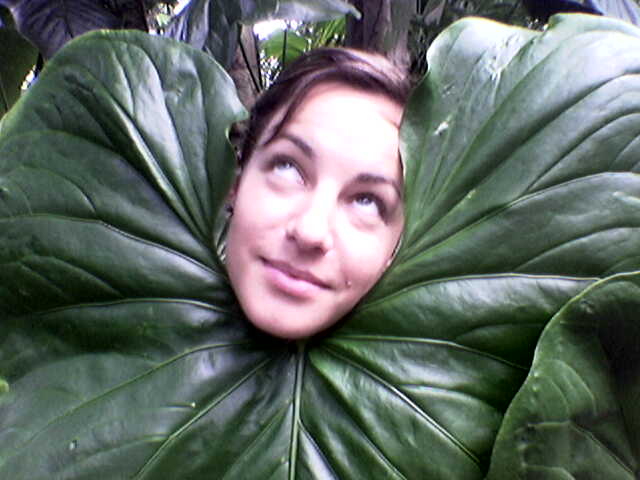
[286,195,334,254]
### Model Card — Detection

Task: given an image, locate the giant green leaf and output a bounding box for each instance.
[375,14,640,299]
[1,14,640,479]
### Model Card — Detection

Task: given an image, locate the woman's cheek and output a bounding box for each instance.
[243,175,297,224]
[338,218,392,284]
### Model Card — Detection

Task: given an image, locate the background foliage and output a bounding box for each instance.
[3,0,640,117]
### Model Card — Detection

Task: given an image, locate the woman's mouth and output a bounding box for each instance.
[262,258,330,298]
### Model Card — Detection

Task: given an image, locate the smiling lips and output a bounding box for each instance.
[262,258,330,298]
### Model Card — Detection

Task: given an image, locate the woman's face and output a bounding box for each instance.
[226,82,404,339]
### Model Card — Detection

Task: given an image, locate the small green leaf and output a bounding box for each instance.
[262,30,309,64]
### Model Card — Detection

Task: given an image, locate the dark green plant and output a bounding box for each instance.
[164,0,357,69]
[4,0,640,117]
[1,13,640,479]
[0,6,37,117]
[0,0,173,116]
[0,0,163,59]
[0,0,358,115]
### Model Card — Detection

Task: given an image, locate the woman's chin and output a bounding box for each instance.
[247,311,334,340]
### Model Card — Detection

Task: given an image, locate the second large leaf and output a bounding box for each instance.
[2,14,640,480]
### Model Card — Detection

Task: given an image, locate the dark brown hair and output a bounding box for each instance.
[239,47,411,166]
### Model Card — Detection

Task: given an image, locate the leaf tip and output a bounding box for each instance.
[349,6,362,21]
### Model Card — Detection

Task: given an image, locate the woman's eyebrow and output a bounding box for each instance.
[354,173,402,198]
[278,133,315,158]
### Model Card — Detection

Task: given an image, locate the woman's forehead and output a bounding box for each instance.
[259,82,403,152]
[295,82,403,126]
[258,84,404,186]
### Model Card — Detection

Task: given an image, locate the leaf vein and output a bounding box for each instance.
[8,341,255,459]
[298,420,340,480]
[0,213,224,281]
[133,353,278,478]
[322,345,481,472]
[219,401,291,480]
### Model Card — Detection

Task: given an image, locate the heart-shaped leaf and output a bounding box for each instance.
[2,14,640,479]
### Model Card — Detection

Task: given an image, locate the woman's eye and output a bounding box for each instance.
[353,193,386,219]
[270,157,303,184]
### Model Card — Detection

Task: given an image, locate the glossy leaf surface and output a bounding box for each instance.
[375,14,640,299]
[2,14,640,479]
